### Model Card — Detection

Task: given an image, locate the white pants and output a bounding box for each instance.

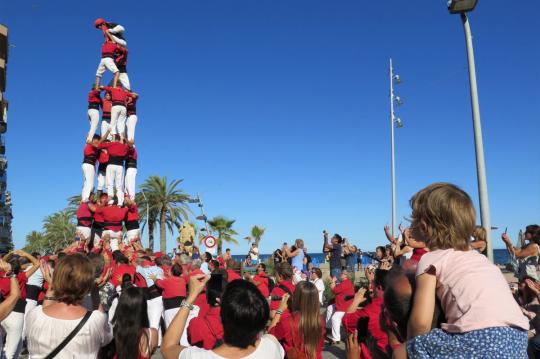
[87,109,100,141]
[102,232,122,251]
[110,105,126,138]
[23,299,38,340]
[126,114,137,141]
[95,57,119,78]
[81,163,95,202]
[180,305,200,346]
[147,296,164,330]
[126,228,140,242]
[76,226,92,240]
[119,73,130,91]
[106,164,124,205]
[101,118,111,140]
[97,167,107,191]
[124,167,137,200]
[93,231,102,247]
[325,304,345,342]
[0,311,24,359]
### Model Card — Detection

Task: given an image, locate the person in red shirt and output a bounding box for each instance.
[115,45,130,91]
[94,19,120,89]
[125,92,138,141]
[124,145,137,200]
[153,264,186,328]
[90,193,108,247]
[76,193,95,241]
[123,196,140,243]
[82,134,100,202]
[100,91,112,140]
[89,200,128,250]
[97,135,129,206]
[100,86,131,141]
[109,252,136,288]
[343,269,389,357]
[245,263,270,298]
[96,146,109,198]
[224,259,242,283]
[269,281,325,359]
[187,273,227,349]
[325,270,355,344]
[269,262,296,318]
[87,87,102,142]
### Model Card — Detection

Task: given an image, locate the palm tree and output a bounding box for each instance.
[248,225,266,247]
[43,210,76,252]
[24,231,46,253]
[65,194,82,219]
[207,216,238,255]
[140,176,192,253]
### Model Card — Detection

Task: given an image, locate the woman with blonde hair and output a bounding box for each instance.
[283,239,305,272]
[268,281,324,359]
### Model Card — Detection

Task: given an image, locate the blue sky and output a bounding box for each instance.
[2,0,539,255]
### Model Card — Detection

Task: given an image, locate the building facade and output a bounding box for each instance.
[0,24,13,252]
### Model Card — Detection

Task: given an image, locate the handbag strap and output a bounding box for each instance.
[45,311,92,359]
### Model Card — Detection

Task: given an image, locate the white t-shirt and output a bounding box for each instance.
[250,247,259,261]
[179,334,284,359]
[26,307,113,359]
[311,278,325,305]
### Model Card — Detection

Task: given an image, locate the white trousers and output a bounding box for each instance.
[76,226,92,240]
[102,233,122,251]
[106,164,124,205]
[23,299,38,340]
[147,296,164,330]
[126,228,140,242]
[97,168,107,191]
[110,105,126,138]
[95,57,119,78]
[126,114,137,141]
[101,118,111,140]
[124,167,137,200]
[0,311,24,359]
[81,163,95,202]
[87,109,100,141]
[119,73,130,91]
[325,304,345,342]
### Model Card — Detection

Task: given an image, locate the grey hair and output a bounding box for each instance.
[178,254,192,265]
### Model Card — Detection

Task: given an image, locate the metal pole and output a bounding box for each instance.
[389,58,396,239]
[140,189,150,248]
[197,193,210,233]
[461,13,493,262]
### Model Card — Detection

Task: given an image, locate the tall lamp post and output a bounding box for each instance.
[389,58,404,238]
[447,0,493,262]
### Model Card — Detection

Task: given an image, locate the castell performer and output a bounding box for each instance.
[87,86,102,142]
[124,196,140,243]
[115,43,130,90]
[126,92,138,141]
[76,193,95,241]
[90,193,108,247]
[94,19,120,90]
[124,145,137,200]
[96,147,109,198]
[100,85,130,141]
[81,134,100,202]
[94,18,127,47]
[96,135,129,206]
[101,91,112,140]
[88,199,128,251]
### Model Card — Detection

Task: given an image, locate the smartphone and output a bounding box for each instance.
[356,316,370,343]
[206,274,223,306]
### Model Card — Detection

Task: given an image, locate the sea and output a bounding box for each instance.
[233,248,510,267]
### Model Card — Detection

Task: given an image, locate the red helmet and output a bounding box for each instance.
[94,18,106,28]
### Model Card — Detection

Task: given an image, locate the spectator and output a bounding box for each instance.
[395,183,529,358]
[272,248,284,264]
[269,281,324,359]
[201,252,212,274]
[161,277,284,359]
[323,231,343,280]
[99,286,157,359]
[325,269,354,344]
[245,263,270,298]
[153,263,186,328]
[283,239,305,272]
[26,254,112,358]
[0,260,20,321]
[269,262,295,318]
[470,225,487,255]
[249,243,259,264]
[310,267,325,306]
[502,224,540,281]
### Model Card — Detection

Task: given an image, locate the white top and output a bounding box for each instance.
[311,278,325,305]
[250,247,259,261]
[26,266,44,287]
[179,334,284,359]
[25,307,113,359]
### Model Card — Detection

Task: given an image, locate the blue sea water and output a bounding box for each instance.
[233,249,510,267]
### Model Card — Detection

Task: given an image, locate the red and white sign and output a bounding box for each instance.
[204,236,217,255]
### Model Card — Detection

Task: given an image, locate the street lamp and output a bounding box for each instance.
[447,0,493,262]
[389,58,404,238]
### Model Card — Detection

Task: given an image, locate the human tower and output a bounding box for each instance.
[77,18,140,250]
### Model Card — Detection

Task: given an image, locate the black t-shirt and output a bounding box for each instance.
[329,243,342,269]
[273,249,283,264]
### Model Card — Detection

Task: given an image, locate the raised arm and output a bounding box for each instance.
[407,272,436,339]
[14,250,41,278]
[0,277,20,321]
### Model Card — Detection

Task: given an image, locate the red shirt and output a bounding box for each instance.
[76,202,93,227]
[110,264,136,288]
[98,142,128,165]
[88,89,102,107]
[126,203,138,222]
[0,272,28,300]
[342,297,388,356]
[101,41,117,58]
[188,307,224,350]
[93,205,106,224]
[155,276,186,299]
[269,313,325,359]
[253,273,270,298]
[270,280,295,311]
[226,269,241,283]
[411,248,428,262]
[102,86,129,106]
[98,149,109,165]
[115,45,128,67]
[102,99,112,120]
[95,206,128,231]
[83,144,98,165]
[333,279,355,312]
[126,94,137,116]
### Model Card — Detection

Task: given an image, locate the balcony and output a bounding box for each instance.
[0,136,4,155]
[0,25,7,93]
[0,100,7,134]
[0,157,6,175]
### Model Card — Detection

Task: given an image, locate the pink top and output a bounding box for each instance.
[416,248,528,333]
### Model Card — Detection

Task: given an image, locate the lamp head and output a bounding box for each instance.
[393,74,402,84]
[395,118,403,128]
[394,96,403,105]
[447,0,478,14]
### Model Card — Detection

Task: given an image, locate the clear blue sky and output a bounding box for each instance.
[2,0,539,255]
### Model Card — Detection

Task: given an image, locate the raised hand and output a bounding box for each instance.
[346,330,361,359]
